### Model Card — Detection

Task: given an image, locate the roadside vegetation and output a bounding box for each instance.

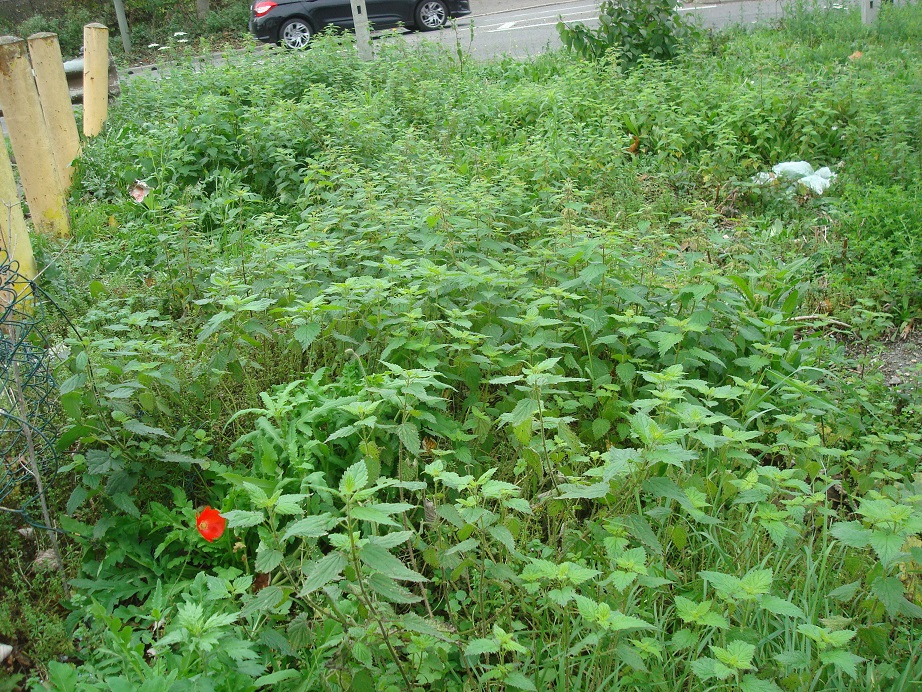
[4,1,922,689]
[0,0,250,62]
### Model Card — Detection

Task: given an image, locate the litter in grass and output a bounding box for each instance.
[752,161,837,195]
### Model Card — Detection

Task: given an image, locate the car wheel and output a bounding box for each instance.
[415,0,448,30]
[279,18,313,49]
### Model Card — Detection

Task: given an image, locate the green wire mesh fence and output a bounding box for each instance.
[0,257,63,561]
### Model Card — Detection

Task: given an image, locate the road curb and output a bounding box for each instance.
[471,0,761,17]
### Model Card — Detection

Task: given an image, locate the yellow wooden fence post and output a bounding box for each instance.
[28,32,81,190]
[0,36,69,238]
[83,24,110,138]
[0,140,37,282]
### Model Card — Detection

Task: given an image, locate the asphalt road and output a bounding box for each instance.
[119,0,789,75]
[391,0,789,58]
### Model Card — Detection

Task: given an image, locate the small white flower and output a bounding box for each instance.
[173,31,188,37]
[176,39,189,43]
[148,43,160,48]
[159,46,170,51]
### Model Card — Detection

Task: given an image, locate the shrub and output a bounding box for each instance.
[558,0,698,66]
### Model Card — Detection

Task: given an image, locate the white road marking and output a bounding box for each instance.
[475,3,601,23]
[481,10,599,32]
[477,3,716,33]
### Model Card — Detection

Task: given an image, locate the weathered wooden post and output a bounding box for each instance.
[0,36,70,238]
[27,33,81,190]
[83,23,110,137]
[350,0,373,61]
[0,139,37,282]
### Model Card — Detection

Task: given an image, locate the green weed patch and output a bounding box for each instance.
[12,3,922,689]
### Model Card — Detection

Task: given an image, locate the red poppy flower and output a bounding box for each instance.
[196,506,226,542]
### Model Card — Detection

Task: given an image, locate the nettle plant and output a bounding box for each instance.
[44,19,922,687]
[558,0,698,66]
[52,248,913,689]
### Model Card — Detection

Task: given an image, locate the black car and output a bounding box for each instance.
[249,0,472,49]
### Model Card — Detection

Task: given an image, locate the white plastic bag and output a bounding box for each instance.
[797,174,833,195]
[772,161,814,180]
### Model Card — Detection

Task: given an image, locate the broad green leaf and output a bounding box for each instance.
[504,497,533,514]
[396,421,421,456]
[282,514,337,542]
[488,525,517,554]
[123,419,170,437]
[299,552,346,595]
[690,657,735,681]
[364,502,414,517]
[240,585,285,618]
[339,460,369,496]
[740,675,784,692]
[871,576,922,618]
[558,481,611,499]
[501,398,541,427]
[368,530,414,549]
[615,640,648,672]
[739,569,773,598]
[366,572,422,604]
[592,418,611,440]
[110,492,140,518]
[605,611,654,632]
[819,649,865,679]
[399,613,456,641]
[700,570,742,599]
[532,357,561,372]
[830,521,872,548]
[775,650,810,669]
[521,559,559,582]
[827,581,861,602]
[616,362,636,384]
[671,629,698,651]
[196,310,233,343]
[67,486,89,515]
[758,594,805,619]
[489,375,522,385]
[255,670,300,688]
[562,562,601,585]
[645,478,719,524]
[711,640,756,670]
[574,594,600,620]
[648,330,684,357]
[868,529,906,566]
[464,638,500,657]
[622,514,664,556]
[824,629,857,648]
[255,547,284,573]
[503,671,537,691]
[796,623,826,644]
[293,323,321,351]
[159,452,208,466]
[444,538,480,556]
[359,543,427,582]
[273,494,308,515]
[675,597,728,629]
[351,506,402,527]
[221,510,265,528]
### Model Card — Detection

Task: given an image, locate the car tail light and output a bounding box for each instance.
[253,1,277,16]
